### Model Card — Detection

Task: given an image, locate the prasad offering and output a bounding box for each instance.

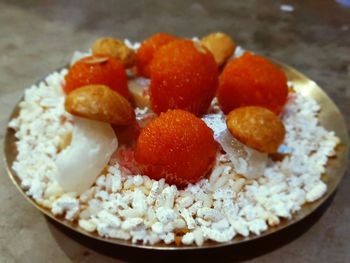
[7,32,341,247]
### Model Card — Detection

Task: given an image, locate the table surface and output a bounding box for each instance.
[0,0,349,262]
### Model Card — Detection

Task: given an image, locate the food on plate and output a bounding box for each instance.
[114,145,140,174]
[92,37,136,68]
[217,130,268,179]
[8,33,341,247]
[64,55,129,99]
[136,33,177,77]
[112,123,141,147]
[218,52,288,115]
[55,117,118,194]
[226,106,285,153]
[200,32,236,67]
[65,85,135,125]
[58,130,73,153]
[135,109,217,187]
[128,77,151,109]
[202,113,269,180]
[150,39,218,116]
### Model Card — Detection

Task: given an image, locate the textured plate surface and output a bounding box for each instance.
[3,61,349,250]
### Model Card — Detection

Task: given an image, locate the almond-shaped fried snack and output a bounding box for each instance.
[92,37,136,68]
[201,32,236,67]
[226,106,285,153]
[65,85,135,125]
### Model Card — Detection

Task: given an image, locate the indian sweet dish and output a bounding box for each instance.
[135,109,218,187]
[217,52,288,115]
[8,32,340,246]
[136,33,177,77]
[64,55,129,98]
[149,39,218,116]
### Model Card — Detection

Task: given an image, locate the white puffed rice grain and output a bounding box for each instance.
[79,219,96,232]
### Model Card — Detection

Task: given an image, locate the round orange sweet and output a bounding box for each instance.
[149,39,218,116]
[135,109,217,187]
[136,33,177,78]
[64,55,129,98]
[217,52,288,115]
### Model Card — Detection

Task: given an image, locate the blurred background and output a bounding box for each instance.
[0,0,349,262]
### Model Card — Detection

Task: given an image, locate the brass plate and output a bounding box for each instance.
[3,62,349,250]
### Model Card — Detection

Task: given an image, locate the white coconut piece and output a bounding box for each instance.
[55,117,118,194]
[217,130,267,179]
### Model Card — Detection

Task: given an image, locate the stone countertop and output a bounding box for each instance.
[0,0,349,262]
